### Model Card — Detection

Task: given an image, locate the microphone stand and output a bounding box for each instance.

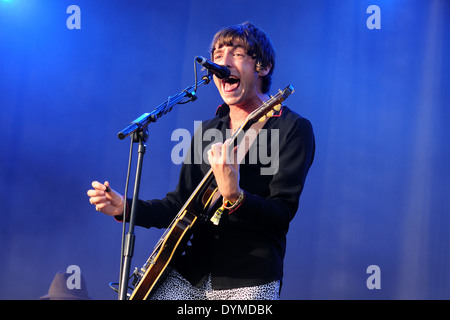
[117,73,212,300]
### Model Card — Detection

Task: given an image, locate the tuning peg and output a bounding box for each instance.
[273,104,281,111]
[258,115,267,122]
[266,110,274,117]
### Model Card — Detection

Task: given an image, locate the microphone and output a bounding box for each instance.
[195,56,230,80]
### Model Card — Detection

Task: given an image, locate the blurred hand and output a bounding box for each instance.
[87,181,124,217]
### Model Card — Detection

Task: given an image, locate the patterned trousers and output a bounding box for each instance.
[148,268,280,300]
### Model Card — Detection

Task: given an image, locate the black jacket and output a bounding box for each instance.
[122,104,315,290]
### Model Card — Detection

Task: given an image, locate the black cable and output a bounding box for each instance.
[178,57,199,104]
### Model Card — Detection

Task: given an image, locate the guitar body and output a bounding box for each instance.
[129,178,220,300]
[128,85,294,300]
[129,210,197,300]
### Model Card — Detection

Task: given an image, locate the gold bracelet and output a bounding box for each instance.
[210,190,245,226]
[223,190,245,210]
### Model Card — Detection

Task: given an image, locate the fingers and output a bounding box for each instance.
[209,142,222,158]
[91,180,108,191]
[87,180,122,215]
[87,189,104,199]
[207,140,241,201]
[208,140,237,165]
[207,143,219,165]
[88,194,108,206]
[87,181,106,198]
[87,181,113,198]
[94,200,111,211]
[88,190,110,213]
[222,139,238,165]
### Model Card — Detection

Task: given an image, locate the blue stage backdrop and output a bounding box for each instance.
[0,0,448,300]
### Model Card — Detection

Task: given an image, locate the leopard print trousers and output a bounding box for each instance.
[148,268,280,300]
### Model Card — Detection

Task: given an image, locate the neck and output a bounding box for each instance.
[228,93,269,131]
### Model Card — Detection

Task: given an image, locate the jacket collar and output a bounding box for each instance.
[215,103,230,118]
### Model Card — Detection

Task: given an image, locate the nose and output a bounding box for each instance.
[221,52,234,68]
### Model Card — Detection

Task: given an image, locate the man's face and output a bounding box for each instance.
[212,40,262,109]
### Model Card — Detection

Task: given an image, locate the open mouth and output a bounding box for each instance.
[223,76,240,93]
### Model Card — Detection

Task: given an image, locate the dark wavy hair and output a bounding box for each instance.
[210,22,275,94]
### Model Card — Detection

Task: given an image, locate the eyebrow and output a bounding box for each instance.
[213,44,247,55]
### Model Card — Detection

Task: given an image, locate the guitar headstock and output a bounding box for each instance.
[247,85,294,123]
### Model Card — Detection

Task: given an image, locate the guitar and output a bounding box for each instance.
[128,85,294,300]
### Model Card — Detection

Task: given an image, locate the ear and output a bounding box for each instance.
[257,63,272,77]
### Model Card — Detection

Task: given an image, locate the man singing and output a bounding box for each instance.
[87,22,315,300]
